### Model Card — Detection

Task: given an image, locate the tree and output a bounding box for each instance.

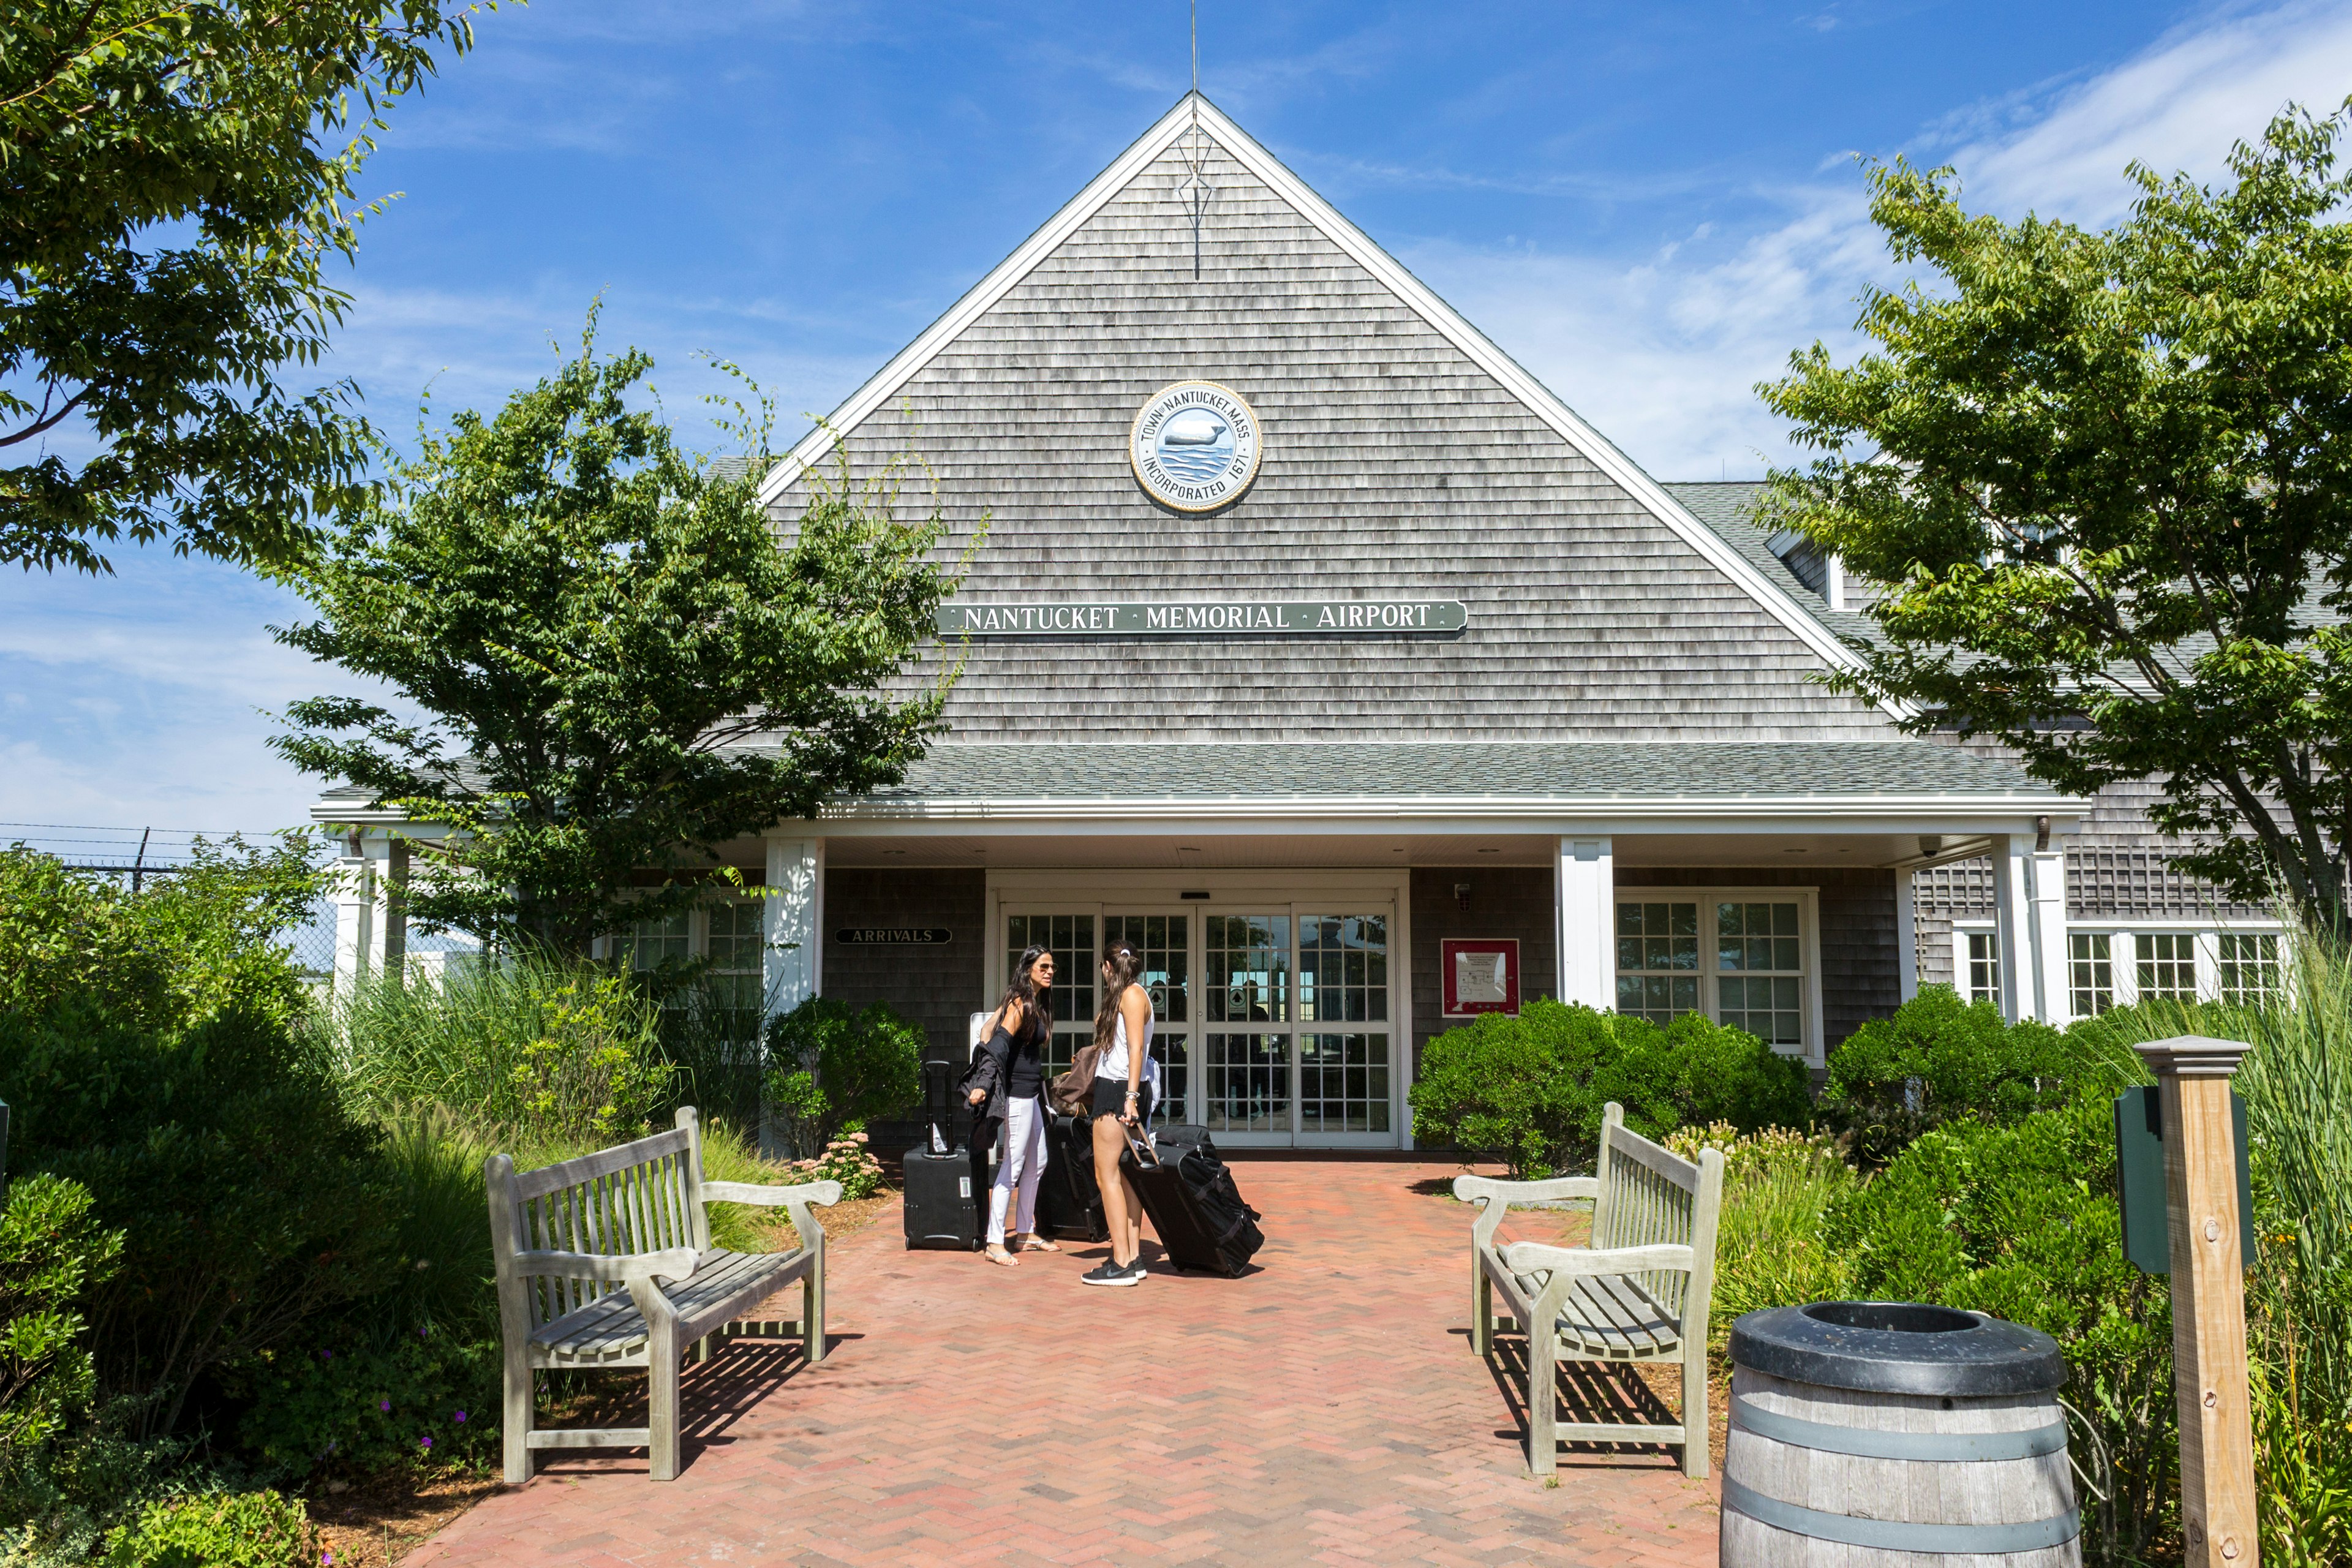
[1760,102,2352,934]
[1,0,484,576]
[272,323,966,957]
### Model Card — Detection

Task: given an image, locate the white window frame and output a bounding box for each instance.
[1956,918,2290,1011]
[1611,886,1823,1061]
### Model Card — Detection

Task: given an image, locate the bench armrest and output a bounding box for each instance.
[509,1247,700,1286]
[1452,1175,1599,1205]
[1499,1240,1694,1278]
[702,1178,843,1254]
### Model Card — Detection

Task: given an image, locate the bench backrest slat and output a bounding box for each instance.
[1593,1109,1704,1322]
[494,1113,706,1333]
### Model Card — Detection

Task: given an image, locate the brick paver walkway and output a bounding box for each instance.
[410,1158,1719,1567]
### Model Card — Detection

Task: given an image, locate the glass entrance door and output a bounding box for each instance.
[1001,898,1394,1147]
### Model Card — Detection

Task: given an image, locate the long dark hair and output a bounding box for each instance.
[1093,939,1144,1050]
[996,944,1053,1033]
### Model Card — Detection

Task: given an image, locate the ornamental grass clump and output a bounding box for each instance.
[1664,1122,1856,1345]
[331,956,676,1140]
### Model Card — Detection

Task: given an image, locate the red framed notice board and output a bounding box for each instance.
[1441,938,1520,1017]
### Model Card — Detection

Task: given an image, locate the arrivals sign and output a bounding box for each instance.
[935,598,1468,637]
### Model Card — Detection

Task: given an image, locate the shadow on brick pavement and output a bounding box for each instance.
[404,1158,1720,1567]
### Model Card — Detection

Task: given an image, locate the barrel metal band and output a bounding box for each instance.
[1731,1396,2070,1461]
[1723,1477,2082,1553]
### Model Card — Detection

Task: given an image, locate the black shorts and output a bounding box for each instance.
[1091,1077,1153,1119]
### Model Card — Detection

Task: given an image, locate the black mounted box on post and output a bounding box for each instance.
[2113,1084,2255,1274]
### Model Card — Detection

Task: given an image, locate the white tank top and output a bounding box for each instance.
[1096,987,1156,1080]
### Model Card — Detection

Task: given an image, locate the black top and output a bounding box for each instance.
[1728,1302,2068,1397]
[964,999,1051,1125]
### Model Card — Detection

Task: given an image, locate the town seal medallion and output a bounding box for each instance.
[1129,381,1261,512]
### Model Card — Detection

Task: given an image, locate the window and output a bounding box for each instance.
[1615,901,1699,1025]
[1614,894,1811,1050]
[1205,914,1290,1134]
[1715,901,1802,1048]
[2136,933,2196,1003]
[2218,933,2283,1007]
[1966,932,2000,1005]
[2070,933,2113,1017]
[1005,913,1096,1076]
[704,900,765,1044]
[620,909,691,976]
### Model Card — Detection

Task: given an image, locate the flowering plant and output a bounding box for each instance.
[784,1129,883,1200]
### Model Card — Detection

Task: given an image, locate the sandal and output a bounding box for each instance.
[984,1244,1020,1268]
[1015,1233,1061,1253]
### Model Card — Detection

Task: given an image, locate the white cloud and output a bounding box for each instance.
[1415,0,2352,481]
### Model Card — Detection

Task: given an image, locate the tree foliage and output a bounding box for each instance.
[272,323,966,957]
[1,0,485,575]
[762,996,925,1159]
[1760,101,2352,932]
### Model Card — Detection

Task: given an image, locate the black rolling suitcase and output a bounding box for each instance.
[1122,1123,1264,1276]
[1035,1112,1109,1243]
[903,1061,981,1251]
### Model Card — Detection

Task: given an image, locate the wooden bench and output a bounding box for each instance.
[485,1106,841,1482]
[1453,1102,1725,1479]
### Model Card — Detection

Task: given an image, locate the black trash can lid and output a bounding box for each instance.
[1729,1302,2068,1396]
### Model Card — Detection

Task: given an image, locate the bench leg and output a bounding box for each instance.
[648,1319,681,1482]
[1528,1333,1556,1477]
[501,1347,533,1485]
[1680,1346,1709,1480]
[1472,1260,1492,1358]
[804,1246,826,1367]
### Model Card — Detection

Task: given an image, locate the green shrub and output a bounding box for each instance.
[763,997,923,1160]
[0,1175,122,1461]
[1602,1011,1813,1140]
[1820,986,2096,1163]
[1411,1001,1809,1177]
[1823,1096,2175,1564]
[235,1324,496,1480]
[333,958,676,1140]
[0,846,401,1442]
[100,1490,314,1568]
[2075,935,2352,1564]
[1664,1122,1855,1340]
[1408,1001,1614,1178]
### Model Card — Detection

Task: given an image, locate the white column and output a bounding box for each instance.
[1894,867,1918,1003]
[764,835,826,1017]
[1555,836,1615,1010]
[333,845,372,994]
[1992,834,2032,1023]
[2030,840,2070,1025]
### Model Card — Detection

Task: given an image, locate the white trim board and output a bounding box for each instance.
[753,92,1896,713]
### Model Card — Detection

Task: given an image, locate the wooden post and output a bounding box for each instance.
[2135,1036,2258,1568]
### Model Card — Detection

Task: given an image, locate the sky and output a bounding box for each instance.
[7,0,2352,851]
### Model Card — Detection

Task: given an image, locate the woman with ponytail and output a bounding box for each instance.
[1080,939,1154,1287]
[964,943,1060,1268]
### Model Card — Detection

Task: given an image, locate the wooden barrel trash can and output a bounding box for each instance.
[1722,1301,2078,1567]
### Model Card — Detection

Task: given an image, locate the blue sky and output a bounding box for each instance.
[7,0,2352,846]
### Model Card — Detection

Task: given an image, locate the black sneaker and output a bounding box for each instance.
[1080,1260,1142,1287]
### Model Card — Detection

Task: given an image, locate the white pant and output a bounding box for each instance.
[987,1095,1046,1245]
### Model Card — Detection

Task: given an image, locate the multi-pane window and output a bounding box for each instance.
[620,909,691,976]
[2070,933,2113,1017]
[1716,902,1801,1048]
[2218,933,2283,1007]
[703,901,766,1044]
[1004,913,1095,1076]
[1966,932,2001,1005]
[1297,914,1390,1134]
[2136,933,2196,1003]
[1615,902,1699,1024]
[1103,914,1189,1112]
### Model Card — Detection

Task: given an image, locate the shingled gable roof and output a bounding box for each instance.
[756,92,1880,697]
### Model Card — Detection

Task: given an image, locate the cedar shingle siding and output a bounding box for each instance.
[766,132,1900,745]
